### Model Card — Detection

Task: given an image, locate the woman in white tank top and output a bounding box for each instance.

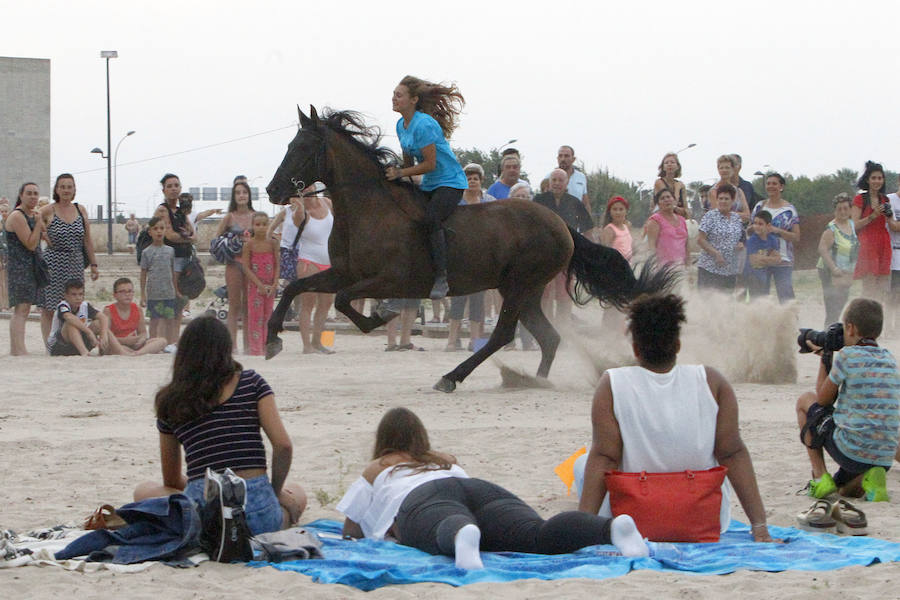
[294,189,336,355]
[577,294,774,542]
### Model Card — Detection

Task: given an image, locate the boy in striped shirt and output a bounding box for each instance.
[797,298,900,501]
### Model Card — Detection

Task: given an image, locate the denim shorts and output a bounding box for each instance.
[183,474,283,535]
[173,256,190,273]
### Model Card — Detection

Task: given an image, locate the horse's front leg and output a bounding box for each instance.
[266,269,346,359]
[333,276,412,333]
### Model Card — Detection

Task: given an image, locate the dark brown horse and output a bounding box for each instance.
[265,106,676,392]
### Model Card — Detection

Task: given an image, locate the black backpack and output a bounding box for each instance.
[178,249,206,299]
[199,468,253,562]
[135,229,152,265]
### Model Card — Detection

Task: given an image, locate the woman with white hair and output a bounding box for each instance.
[508,182,533,200]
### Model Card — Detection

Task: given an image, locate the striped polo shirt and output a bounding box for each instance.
[829,345,900,466]
[157,370,273,480]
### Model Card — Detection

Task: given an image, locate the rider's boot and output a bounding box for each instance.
[428,228,449,300]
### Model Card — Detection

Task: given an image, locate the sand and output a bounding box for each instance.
[1,287,899,599]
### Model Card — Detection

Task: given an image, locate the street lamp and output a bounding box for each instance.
[113,130,135,218]
[753,164,771,177]
[498,138,518,152]
[675,143,697,154]
[100,50,118,254]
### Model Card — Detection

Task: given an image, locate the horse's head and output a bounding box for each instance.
[266,105,326,205]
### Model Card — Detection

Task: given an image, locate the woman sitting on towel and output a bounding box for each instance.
[133,316,307,535]
[576,294,774,542]
[337,407,649,570]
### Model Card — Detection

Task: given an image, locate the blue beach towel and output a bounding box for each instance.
[250,519,900,591]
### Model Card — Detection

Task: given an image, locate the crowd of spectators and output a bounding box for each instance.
[4,150,897,356]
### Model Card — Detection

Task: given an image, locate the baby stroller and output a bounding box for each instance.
[204,286,229,322]
[203,285,292,323]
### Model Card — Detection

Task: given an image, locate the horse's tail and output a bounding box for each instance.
[565,226,679,310]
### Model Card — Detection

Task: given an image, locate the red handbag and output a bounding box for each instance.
[605,466,727,543]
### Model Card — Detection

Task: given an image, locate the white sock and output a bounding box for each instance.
[610,515,649,557]
[453,524,484,570]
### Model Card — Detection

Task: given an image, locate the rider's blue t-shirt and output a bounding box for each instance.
[396,111,466,192]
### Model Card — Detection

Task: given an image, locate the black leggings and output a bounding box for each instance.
[394,478,613,557]
[424,187,464,232]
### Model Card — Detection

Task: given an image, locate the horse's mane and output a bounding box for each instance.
[321,109,400,169]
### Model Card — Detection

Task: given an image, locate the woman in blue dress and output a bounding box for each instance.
[385,75,467,299]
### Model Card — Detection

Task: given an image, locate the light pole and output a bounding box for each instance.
[675,143,697,154]
[635,180,646,212]
[113,130,135,219]
[498,138,518,152]
[100,50,118,254]
[753,164,771,178]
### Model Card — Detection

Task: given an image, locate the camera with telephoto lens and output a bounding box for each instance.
[797,322,844,354]
[798,323,845,374]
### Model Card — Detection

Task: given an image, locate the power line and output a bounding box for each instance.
[71,122,298,175]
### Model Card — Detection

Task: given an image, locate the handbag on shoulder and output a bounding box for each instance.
[605,466,727,542]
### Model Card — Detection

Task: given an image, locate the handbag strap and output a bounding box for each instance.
[290,211,309,251]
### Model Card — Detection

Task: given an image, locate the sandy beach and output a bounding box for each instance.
[1,279,899,599]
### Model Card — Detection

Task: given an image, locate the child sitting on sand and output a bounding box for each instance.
[47,279,128,356]
[103,277,169,355]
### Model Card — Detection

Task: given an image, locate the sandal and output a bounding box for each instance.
[385,344,399,352]
[84,504,126,531]
[395,343,424,352]
[831,499,868,535]
[796,499,837,533]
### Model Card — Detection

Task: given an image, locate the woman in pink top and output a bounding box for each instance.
[599,196,633,261]
[645,189,688,266]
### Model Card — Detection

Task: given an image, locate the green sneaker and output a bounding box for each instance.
[808,472,838,499]
[862,467,889,502]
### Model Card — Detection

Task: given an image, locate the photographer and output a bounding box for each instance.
[795,298,900,508]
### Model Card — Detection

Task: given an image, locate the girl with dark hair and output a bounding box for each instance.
[599,196,633,261]
[215,181,255,351]
[749,173,801,302]
[385,75,468,300]
[851,161,892,303]
[337,407,649,570]
[654,152,690,219]
[38,174,99,343]
[577,294,774,543]
[5,183,46,355]
[133,316,306,534]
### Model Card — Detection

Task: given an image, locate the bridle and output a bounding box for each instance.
[288,130,327,198]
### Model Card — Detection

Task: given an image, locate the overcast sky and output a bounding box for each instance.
[4,0,900,216]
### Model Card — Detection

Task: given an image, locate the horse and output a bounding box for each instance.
[265,106,677,392]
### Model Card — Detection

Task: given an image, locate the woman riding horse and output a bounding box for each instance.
[385,76,467,300]
[264,106,676,392]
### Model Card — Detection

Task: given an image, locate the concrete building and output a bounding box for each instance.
[0,57,51,201]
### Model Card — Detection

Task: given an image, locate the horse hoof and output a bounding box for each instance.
[265,338,284,360]
[433,377,457,393]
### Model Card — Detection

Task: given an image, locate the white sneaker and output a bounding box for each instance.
[163,344,177,354]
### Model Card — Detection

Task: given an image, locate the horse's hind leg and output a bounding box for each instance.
[266,269,345,359]
[434,296,523,393]
[518,293,560,378]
